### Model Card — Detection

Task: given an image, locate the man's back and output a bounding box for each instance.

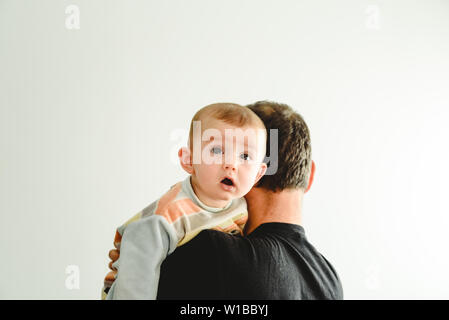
[157,222,343,299]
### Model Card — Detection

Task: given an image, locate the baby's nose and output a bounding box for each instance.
[224,162,236,171]
[223,154,237,170]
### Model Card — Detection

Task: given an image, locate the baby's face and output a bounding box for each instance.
[190,118,267,207]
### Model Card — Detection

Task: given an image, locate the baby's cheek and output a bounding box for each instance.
[249,165,262,180]
[239,176,255,194]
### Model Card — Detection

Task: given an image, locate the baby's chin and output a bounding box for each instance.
[213,190,243,202]
[224,190,248,201]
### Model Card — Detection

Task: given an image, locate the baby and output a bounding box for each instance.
[102,103,267,299]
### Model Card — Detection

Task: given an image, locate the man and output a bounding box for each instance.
[105,101,343,299]
[158,100,342,299]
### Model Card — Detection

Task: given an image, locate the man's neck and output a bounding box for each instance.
[243,187,304,235]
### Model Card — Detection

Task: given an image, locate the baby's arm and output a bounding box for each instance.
[106,215,178,300]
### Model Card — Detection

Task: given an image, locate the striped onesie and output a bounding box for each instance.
[102,176,247,300]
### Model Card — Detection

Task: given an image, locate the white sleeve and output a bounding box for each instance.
[106,215,179,300]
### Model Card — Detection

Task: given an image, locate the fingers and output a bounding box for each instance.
[108,261,116,271]
[104,270,117,287]
[108,249,119,270]
[109,249,120,262]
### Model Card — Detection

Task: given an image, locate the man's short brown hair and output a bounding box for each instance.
[246,101,312,192]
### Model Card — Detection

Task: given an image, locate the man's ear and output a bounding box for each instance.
[253,162,268,185]
[178,147,194,174]
[305,160,316,194]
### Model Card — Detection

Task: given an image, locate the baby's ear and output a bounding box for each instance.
[178,147,194,174]
[254,162,268,185]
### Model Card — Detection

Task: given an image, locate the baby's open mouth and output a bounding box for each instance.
[221,178,234,186]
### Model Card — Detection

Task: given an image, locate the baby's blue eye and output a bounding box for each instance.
[211,147,223,155]
[240,153,251,161]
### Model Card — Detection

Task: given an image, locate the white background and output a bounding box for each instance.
[1,0,448,299]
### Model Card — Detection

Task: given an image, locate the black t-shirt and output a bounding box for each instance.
[157,222,343,300]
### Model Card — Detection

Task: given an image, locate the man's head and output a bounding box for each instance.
[246,101,313,192]
[178,103,268,208]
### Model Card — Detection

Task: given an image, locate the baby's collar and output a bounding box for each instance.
[183,176,233,212]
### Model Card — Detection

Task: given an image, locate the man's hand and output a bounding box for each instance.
[102,231,122,298]
[108,248,119,269]
[104,249,119,289]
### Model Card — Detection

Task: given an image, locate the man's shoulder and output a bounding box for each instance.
[169,228,252,266]
[192,228,247,248]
